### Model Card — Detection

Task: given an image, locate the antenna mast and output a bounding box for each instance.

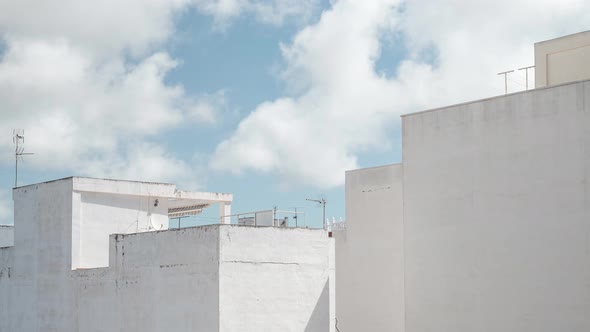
[306,198,327,230]
[13,129,34,188]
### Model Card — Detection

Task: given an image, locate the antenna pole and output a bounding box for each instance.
[518,65,535,90]
[306,198,327,230]
[497,70,514,95]
[13,129,34,188]
[14,130,19,188]
[15,152,18,188]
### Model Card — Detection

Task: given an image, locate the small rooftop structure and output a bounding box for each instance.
[535,30,590,88]
[13,176,232,269]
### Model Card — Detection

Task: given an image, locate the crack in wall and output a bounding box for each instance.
[222,260,300,266]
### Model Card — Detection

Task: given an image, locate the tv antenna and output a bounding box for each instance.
[290,207,306,227]
[13,129,34,188]
[306,197,327,230]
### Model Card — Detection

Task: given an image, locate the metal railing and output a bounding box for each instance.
[326,218,346,231]
[222,209,307,228]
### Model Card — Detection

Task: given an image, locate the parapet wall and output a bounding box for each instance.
[74,225,221,332]
[0,226,13,248]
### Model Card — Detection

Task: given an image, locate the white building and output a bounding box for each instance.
[0,177,334,331]
[0,225,13,247]
[336,30,590,332]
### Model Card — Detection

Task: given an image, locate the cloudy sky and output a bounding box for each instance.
[0,0,588,226]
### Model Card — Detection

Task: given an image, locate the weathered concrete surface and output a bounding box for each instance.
[9,178,75,331]
[75,226,221,332]
[335,164,405,332]
[219,226,334,332]
[402,80,590,332]
[0,176,332,331]
[0,225,13,247]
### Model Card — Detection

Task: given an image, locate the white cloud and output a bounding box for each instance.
[193,0,320,26]
[0,0,323,200]
[0,39,219,186]
[187,90,229,125]
[211,0,590,188]
[0,0,240,193]
[0,0,190,59]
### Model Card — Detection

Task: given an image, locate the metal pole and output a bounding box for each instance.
[15,133,19,187]
[518,65,535,90]
[15,155,18,188]
[497,70,514,94]
[322,200,326,230]
[306,198,327,229]
[13,130,34,188]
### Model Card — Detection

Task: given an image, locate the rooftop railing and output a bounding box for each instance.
[222,209,307,228]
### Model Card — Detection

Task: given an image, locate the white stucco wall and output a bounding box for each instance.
[335,164,405,332]
[0,246,14,327]
[219,226,334,332]
[8,178,75,331]
[75,226,221,332]
[0,225,13,247]
[402,80,590,332]
[1,224,333,331]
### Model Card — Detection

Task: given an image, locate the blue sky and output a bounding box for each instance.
[0,0,588,226]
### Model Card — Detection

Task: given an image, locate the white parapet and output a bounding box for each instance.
[1,224,333,331]
[0,225,13,247]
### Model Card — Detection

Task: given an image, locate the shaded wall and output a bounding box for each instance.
[335,164,405,332]
[402,80,590,332]
[219,226,334,332]
[75,191,169,268]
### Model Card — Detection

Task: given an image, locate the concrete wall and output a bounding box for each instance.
[0,225,13,247]
[219,226,334,332]
[0,246,14,327]
[1,225,333,331]
[75,226,221,332]
[535,30,590,88]
[0,225,14,326]
[402,80,590,332]
[8,178,75,331]
[335,164,405,332]
[74,225,334,332]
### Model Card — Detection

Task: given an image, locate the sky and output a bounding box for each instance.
[0,0,589,227]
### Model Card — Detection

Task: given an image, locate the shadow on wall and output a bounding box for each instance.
[305,279,329,332]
